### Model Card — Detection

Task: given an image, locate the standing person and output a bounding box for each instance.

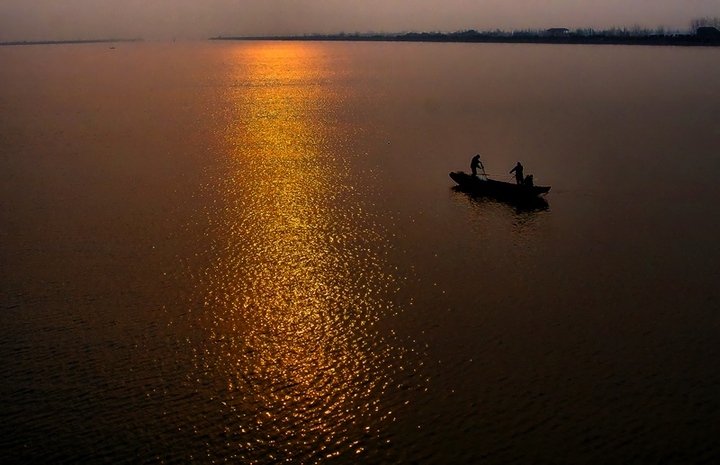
[470,154,484,176]
[510,162,524,184]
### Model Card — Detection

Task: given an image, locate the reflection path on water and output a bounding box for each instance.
[186,43,404,462]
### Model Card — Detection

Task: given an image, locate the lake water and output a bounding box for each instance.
[2,40,720,463]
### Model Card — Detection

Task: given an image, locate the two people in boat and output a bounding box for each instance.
[470,156,535,186]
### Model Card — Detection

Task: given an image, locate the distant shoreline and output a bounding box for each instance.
[211,32,720,47]
[3,33,717,48]
[0,38,143,47]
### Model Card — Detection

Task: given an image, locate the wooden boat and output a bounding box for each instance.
[449,171,550,199]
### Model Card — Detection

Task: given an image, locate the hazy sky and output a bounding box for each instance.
[1,0,718,41]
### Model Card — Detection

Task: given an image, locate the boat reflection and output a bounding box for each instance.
[451,185,550,213]
[451,185,550,250]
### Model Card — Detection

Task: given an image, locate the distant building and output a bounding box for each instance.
[546,28,570,37]
[696,26,720,38]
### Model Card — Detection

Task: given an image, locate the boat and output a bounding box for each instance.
[449,170,550,199]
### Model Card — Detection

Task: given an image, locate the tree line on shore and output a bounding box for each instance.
[3,17,719,47]
[211,17,720,45]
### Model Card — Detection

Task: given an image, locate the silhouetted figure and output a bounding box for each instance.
[524,174,534,186]
[510,162,524,184]
[470,154,484,176]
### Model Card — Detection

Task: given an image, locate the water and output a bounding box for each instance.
[1,40,720,463]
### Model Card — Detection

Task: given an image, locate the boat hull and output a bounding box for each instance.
[449,171,550,198]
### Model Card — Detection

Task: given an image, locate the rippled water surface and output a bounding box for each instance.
[2,41,720,463]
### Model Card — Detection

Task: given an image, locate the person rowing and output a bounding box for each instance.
[509,162,524,184]
[470,154,484,177]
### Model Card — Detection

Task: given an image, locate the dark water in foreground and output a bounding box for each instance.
[2,41,720,463]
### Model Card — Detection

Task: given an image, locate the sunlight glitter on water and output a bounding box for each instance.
[188,43,400,461]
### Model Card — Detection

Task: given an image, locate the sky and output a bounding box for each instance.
[1,0,718,42]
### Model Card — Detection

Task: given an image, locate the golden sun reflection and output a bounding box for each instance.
[192,42,398,461]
